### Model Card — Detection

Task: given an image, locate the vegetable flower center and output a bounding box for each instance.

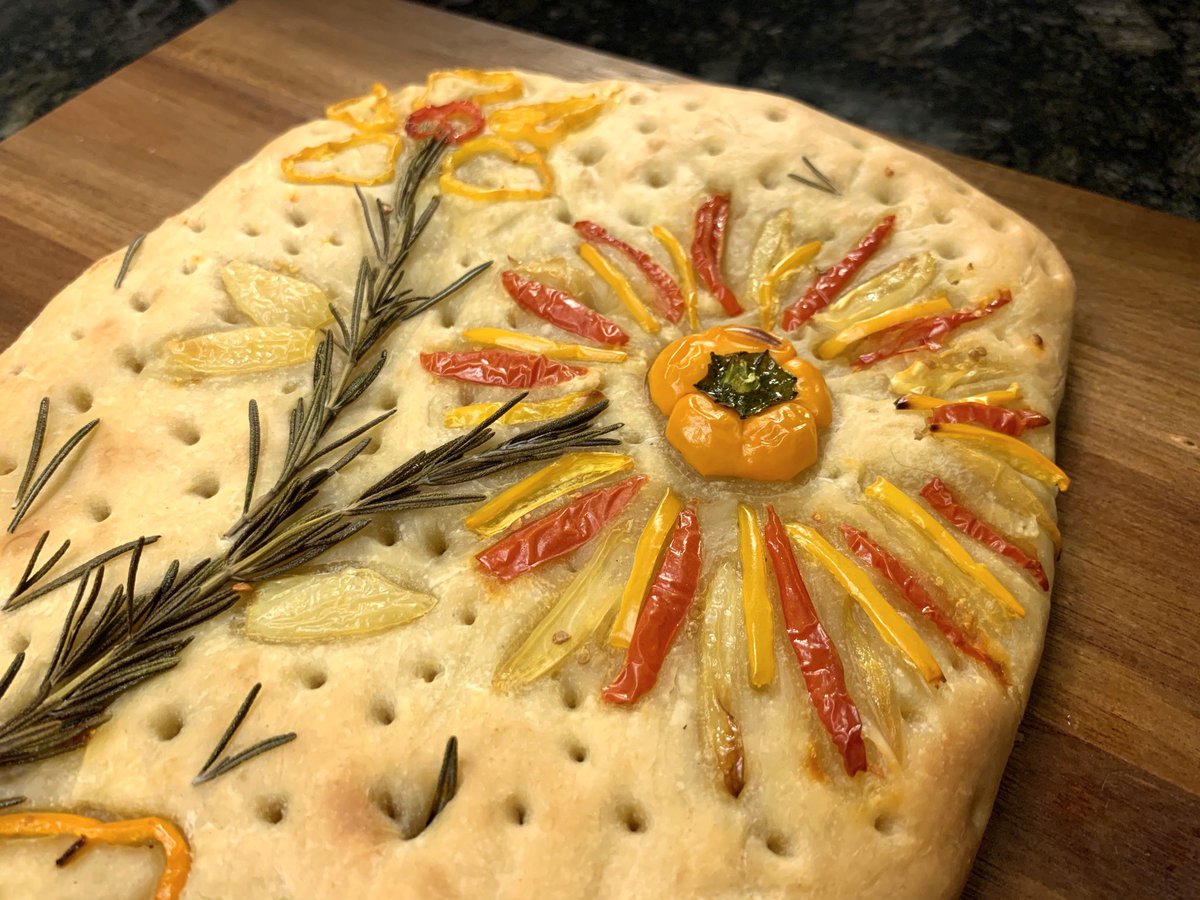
[694,350,798,419]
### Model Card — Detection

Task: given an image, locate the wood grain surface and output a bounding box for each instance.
[0,0,1197,896]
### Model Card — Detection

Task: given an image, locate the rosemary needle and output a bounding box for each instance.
[113,234,145,289]
[0,795,26,810]
[243,400,261,515]
[424,735,459,828]
[788,156,840,196]
[13,398,49,508]
[194,682,296,786]
[6,536,160,611]
[8,417,99,534]
[0,652,23,701]
[55,836,87,867]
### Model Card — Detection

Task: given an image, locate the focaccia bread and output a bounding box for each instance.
[0,70,1072,899]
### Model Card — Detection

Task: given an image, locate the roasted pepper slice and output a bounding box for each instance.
[164,327,319,378]
[698,561,747,796]
[955,444,1062,554]
[575,220,685,322]
[417,68,523,108]
[691,193,742,315]
[281,132,401,187]
[865,477,1026,616]
[443,390,602,429]
[440,136,553,202]
[578,242,659,334]
[488,95,605,147]
[650,225,700,330]
[609,487,685,648]
[758,241,822,331]
[840,526,1008,683]
[894,384,1023,410]
[816,251,938,329]
[781,215,896,329]
[737,504,775,687]
[762,507,867,777]
[854,290,1012,368]
[220,261,333,329]
[929,423,1069,491]
[928,402,1050,437]
[325,82,397,133]
[462,327,627,363]
[747,210,792,330]
[786,523,944,684]
[889,346,1009,397]
[420,349,585,388]
[404,100,485,144]
[602,503,702,704]
[476,475,647,581]
[509,258,595,304]
[465,451,634,537]
[501,270,629,346]
[816,295,952,360]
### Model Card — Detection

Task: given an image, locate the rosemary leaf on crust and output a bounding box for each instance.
[0,795,26,810]
[424,735,459,829]
[113,234,146,289]
[193,682,296,786]
[8,413,99,534]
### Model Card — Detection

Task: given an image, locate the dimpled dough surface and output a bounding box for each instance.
[0,72,1072,898]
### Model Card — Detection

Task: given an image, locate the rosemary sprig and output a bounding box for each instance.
[193,682,295,785]
[113,234,145,289]
[8,402,99,534]
[789,156,840,196]
[0,795,25,810]
[6,535,160,611]
[425,735,458,828]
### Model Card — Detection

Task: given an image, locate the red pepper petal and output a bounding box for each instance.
[781,215,896,330]
[476,475,647,582]
[574,221,685,322]
[602,504,702,705]
[691,194,743,315]
[420,349,585,388]
[839,525,1009,683]
[928,402,1050,437]
[762,507,867,777]
[918,478,1050,591]
[500,271,629,346]
[853,291,1012,369]
[404,101,485,145]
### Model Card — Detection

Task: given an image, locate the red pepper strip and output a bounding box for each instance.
[762,507,867,777]
[602,504,702,704]
[500,271,628,346]
[840,525,1009,683]
[420,350,585,388]
[918,478,1050,591]
[853,291,1012,369]
[928,402,1050,437]
[691,194,743,315]
[781,215,896,330]
[477,475,647,581]
[574,221,685,322]
[404,101,485,144]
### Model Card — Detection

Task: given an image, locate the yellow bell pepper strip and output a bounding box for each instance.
[609,488,684,647]
[416,68,523,108]
[853,290,1012,369]
[493,524,630,690]
[865,477,1026,617]
[817,251,938,329]
[488,95,605,148]
[894,383,1023,410]
[443,390,602,429]
[220,261,333,329]
[164,327,319,378]
[647,326,832,481]
[815,295,951,360]
[691,193,742,315]
[785,523,944,684]
[747,210,792,330]
[575,221,685,322]
[462,327,627,363]
[781,215,896,330]
[758,240,823,331]
[929,422,1069,491]
[955,444,1062,555]
[439,136,553,202]
[737,504,775,688]
[698,562,747,796]
[889,346,1007,397]
[578,242,659,333]
[650,225,700,330]
[0,811,190,900]
[836,600,901,768]
[404,100,485,144]
[325,82,397,133]
[464,451,634,537]
[511,257,596,305]
[281,132,401,187]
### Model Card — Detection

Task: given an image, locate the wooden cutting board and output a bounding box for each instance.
[0,0,1197,895]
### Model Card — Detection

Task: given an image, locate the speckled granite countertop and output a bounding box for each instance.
[1,0,1196,219]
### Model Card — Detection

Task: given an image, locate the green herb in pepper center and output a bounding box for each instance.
[694,351,798,418]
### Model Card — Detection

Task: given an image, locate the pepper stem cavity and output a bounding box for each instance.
[694,351,798,418]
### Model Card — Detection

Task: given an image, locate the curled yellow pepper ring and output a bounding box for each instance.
[462,327,627,363]
[578,242,659,334]
[816,295,951,360]
[929,423,1070,492]
[785,523,944,684]
[325,82,398,133]
[650,225,700,330]
[757,240,822,330]
[0,812,190,900]
[443,390,603,429]
[609,488,684,647]
[416,69,523,108]
[737,504,775,687]
[281,132,401,187]
[488,95,605,148]
[439,136,554,202]
[865,477,1026,617]
[895,383,1023,410]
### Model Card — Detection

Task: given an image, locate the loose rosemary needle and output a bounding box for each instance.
[113,234,145,289]
[8,404,99,534]
[424,735,458,829]
[193,683,296,786]
[788,156,840,196]
[0,795,26,810]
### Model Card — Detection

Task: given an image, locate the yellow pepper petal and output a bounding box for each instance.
[511,257,596,303]
[650,225,700,330]
[417,69,523,108]
[609,488,684,647]
[164,327,319,378]
[439,136,553,202]
[462,327,627,363]
[865,477,1027,617]
[737,504,775,688]
[889,346,1009,396]
[698,561,746,796]
[785,523,945,683]
[280,132,401,187]
[578,242,659,334]
[443,391,603,429]
[488,95,605,148]
[758,240,822,330]
[955,444,1062,553]
[221,261,333,329]
[324,82,397,133]
[816,295,952,360]
[465,451,633,537]
[747,211,792,330]
[929,423,1069,491]
[894,383,1023,410]
[817,251,939,329]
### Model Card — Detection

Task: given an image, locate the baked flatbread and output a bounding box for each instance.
[0,70,1072,898]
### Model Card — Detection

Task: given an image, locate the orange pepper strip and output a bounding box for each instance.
[0,812,190,900]
[281,132,401,187]
[737,504,775,687]
[325,82,398,133]
[609,488,684,648]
